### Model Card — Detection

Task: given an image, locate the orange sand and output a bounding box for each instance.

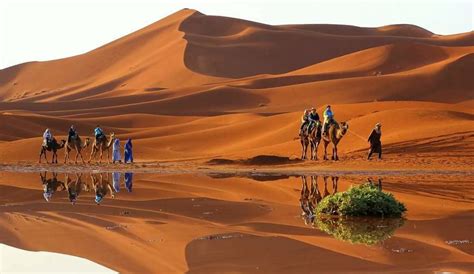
[0,9,473,273]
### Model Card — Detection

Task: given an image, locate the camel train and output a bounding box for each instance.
[299,105,349,161]
[39,105,382,164]
[300,120,349,161]
[39,131,116,164]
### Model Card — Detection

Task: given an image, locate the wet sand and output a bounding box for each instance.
[0,172,472,273]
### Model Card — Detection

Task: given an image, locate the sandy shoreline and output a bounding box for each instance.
[1,161,472,176]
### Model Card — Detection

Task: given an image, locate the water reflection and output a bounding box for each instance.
[40,172,65,202]
[65,173,83,205]
[300,176,338,225]
[315,216,405,246]
[39,172,134,205]
[299,175,404,245]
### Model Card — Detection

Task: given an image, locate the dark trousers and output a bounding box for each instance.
[368,143,382,159]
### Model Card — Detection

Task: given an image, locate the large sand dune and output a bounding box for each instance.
[0,8,473,169]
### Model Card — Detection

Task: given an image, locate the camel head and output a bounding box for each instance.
[84,138,91,147]
[110,132,115,138]
[340,122,349,135]
[59,140,66,148]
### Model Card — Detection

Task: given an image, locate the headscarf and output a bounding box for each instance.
[125,139,132,148]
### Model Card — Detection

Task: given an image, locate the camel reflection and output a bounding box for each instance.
[39,172,134,205]
[40,172,65,202]
[300,175,338,225]
[65,173,84,205]
[366,178,383,191]
[90,173,115,205]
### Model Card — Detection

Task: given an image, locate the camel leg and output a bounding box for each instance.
[323,141,329,160]
[78,149,85,164]
[74,150,79,164]
[314,141,319,160]
[334,145,339,161]
[332,177,339,194]
[39,149,44,163]
[45,151,49,164]
[323,176,329,198]
[301,140,306,160]
[64,147,69,164]
[311,140,318,160]
[88,147,95,163]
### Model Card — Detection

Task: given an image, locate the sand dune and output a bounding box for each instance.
[0,8,472,167]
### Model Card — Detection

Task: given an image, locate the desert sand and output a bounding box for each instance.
[0,9,472,170]
[0,8,473,273]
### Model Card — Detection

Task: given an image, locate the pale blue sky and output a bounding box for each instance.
[0,0,472,69]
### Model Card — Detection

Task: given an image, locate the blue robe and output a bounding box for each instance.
[112,172,120,192]
[124,139,133,163]
[125,172,133,192]
[112,138,121,162]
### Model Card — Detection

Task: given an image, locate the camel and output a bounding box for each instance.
[64,135,90,164]
[300,175,339,225]
[39,138,66,164]
[65,173,84,204]
[300,121,322,160]
[322,121,349,161]
[300,176,314,223]
[90,173,115,204]
[40,172,65,201]
[88,133,115,163]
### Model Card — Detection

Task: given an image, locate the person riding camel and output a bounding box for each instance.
[307,107,320,134]
[43,128,53,147]
[367,123,382,160]
[68,125,77,143]
[94,125,104,142]
[322,105,335,136]
[299,109,310,136]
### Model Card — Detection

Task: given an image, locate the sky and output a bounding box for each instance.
[0,0,472,69]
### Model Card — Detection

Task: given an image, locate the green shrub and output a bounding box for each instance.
[315,183,407,217]
[315,216,405,245]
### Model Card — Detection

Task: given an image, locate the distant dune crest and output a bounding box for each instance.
[0,9,472,102]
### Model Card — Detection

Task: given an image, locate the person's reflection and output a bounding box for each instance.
[40,172,65,202]
[65,173,83,205]
[366,178,383,191]
[125,172,133,192]
[90,173,115,205]
[112,172,121,193]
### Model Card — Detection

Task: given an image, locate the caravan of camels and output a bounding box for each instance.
[38,104,381,164]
